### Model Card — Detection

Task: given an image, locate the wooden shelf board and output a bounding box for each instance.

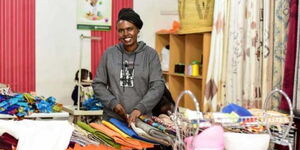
[169,73,185,77]
[162,71,169,75]
[185,75,202,79]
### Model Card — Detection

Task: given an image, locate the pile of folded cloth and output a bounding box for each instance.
[0,93,62,118]
[71,115,177,149]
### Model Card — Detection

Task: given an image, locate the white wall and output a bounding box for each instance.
[35,0,178,105]
[36,0,91,105]
[134,0,179,48]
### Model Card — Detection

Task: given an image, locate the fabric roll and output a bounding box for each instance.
[101,120,154,149]
[135,119,174,145]
[130,122,170,146]
[109,118,157,145]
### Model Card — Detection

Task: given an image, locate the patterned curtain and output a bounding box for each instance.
[271,0,290,109]
[203,0,229,112]
[224,0,262,108]
[204,0,293,111]
[280,0,299,111]
[0,0,35,92]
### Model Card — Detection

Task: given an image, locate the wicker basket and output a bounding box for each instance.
[178,0,214,33]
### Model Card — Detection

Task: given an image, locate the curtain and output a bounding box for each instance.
[261,0,274,105]
[270,0,290,109]
[203,0,229,112]
[224,0,262,108]
[293,0,300,111]
[0,0,35,92]
[91,0,133,75]
[280,0,299,111]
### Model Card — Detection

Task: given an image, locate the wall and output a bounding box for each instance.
[134,0,179,48]
[36,0,178,105]
[36,0,91,105]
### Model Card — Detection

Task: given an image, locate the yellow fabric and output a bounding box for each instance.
[101,120,130,138]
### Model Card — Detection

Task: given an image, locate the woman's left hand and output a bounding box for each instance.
[128,109,141,127]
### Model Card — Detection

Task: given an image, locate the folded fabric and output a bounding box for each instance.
[0,120,73,150]
[90,123,142,149]
[222,103,252,117]
[102,120,154,149]
[109,118,157,144]
[130,122,170,146]
[70,130,100,146]
[102,120,130,138]
[135,119,174,145]
[76,121,120,149]
[139,115,167,131]
[66,143,117,150]
[0,132,18,146]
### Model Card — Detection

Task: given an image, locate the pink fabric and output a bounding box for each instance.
[184,126,224,150]
[0,0,35,92]
[91,0,133,75]
[280,0,299,111]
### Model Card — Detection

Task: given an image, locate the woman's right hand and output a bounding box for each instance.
[113,104,128,122]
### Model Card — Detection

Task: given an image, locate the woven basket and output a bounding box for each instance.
[178,0,214,33]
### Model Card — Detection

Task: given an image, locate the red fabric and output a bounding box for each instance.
[280,0,299,111]
[0,0,35,92]
[91,0,133,75]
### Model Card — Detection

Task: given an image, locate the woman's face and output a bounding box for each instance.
[117,20,139,52]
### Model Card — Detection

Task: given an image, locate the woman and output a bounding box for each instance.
[93,8,164,125]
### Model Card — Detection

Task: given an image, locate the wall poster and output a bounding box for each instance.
[77,0,112,31]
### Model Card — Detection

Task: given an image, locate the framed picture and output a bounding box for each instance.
[77,0,112,31]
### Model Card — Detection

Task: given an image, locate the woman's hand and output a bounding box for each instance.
[113,104,128,122]
[128,109,141,127]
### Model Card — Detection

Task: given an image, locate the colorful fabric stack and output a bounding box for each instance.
[73,120,155,149]
[0,93,62,118]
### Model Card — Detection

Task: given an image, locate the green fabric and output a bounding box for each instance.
[76,121,121,149]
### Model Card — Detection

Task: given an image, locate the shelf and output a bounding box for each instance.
[162,71,169,75]
[0,111,69,119]
[169,73,185,77]
[63,105,103,116]
[185,75,202,80]
[156,32,211,110]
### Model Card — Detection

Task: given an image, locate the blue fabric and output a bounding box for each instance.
[109,118,158,144]
[222,103,252,116]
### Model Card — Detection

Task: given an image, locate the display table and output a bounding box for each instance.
[0,111,69,120]
[63,105,103,122]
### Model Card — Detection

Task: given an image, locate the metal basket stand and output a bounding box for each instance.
[263,89,295,150]
[173,90,201,150]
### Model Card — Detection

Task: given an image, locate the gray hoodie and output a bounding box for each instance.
[93,41,165,121]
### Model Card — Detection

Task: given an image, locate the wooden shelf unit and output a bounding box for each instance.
[156,32,211,110]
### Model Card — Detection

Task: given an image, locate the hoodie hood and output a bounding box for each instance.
[115,41,147,54]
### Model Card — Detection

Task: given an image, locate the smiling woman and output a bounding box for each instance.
[93,8,165,126]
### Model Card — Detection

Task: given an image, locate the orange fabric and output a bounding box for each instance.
[66,143,117,150]
[91,122,154,149]
[102,120,129,138]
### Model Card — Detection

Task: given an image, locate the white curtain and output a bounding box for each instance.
[203,0,229,112]
[224,0,262,108]
[204,0,291,111]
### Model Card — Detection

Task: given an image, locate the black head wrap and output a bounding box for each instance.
[118,8,143,29]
